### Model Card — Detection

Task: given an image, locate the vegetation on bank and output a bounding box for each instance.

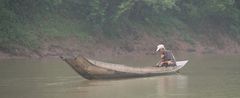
[0,0,240,55]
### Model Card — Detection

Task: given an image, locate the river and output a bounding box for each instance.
[0,54,239,98]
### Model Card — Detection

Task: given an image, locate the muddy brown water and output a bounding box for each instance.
[0,54,239,98]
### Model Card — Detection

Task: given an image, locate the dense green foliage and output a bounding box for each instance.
[0,0,240,52]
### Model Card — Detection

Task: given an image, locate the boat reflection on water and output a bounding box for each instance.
[76,75,188,98]
[156,75,188,97]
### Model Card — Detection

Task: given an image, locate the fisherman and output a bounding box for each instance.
[155,44,176,67]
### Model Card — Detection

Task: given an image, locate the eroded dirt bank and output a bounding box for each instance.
[0,34,239,59]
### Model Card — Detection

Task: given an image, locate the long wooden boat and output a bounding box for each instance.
[60,56,188,80]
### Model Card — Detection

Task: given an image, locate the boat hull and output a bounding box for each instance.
[60,56,188,80]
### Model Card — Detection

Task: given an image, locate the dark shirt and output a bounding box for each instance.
[162,50,175,61]
[161,50,176,66]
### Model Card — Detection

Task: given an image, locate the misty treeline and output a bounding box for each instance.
[0,0,240,51]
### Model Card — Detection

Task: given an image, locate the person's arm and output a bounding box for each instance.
[156,53,164,66]
[159,53,165,65]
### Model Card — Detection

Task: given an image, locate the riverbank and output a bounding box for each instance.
[0,33,239,60]
[1,0,240,60]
